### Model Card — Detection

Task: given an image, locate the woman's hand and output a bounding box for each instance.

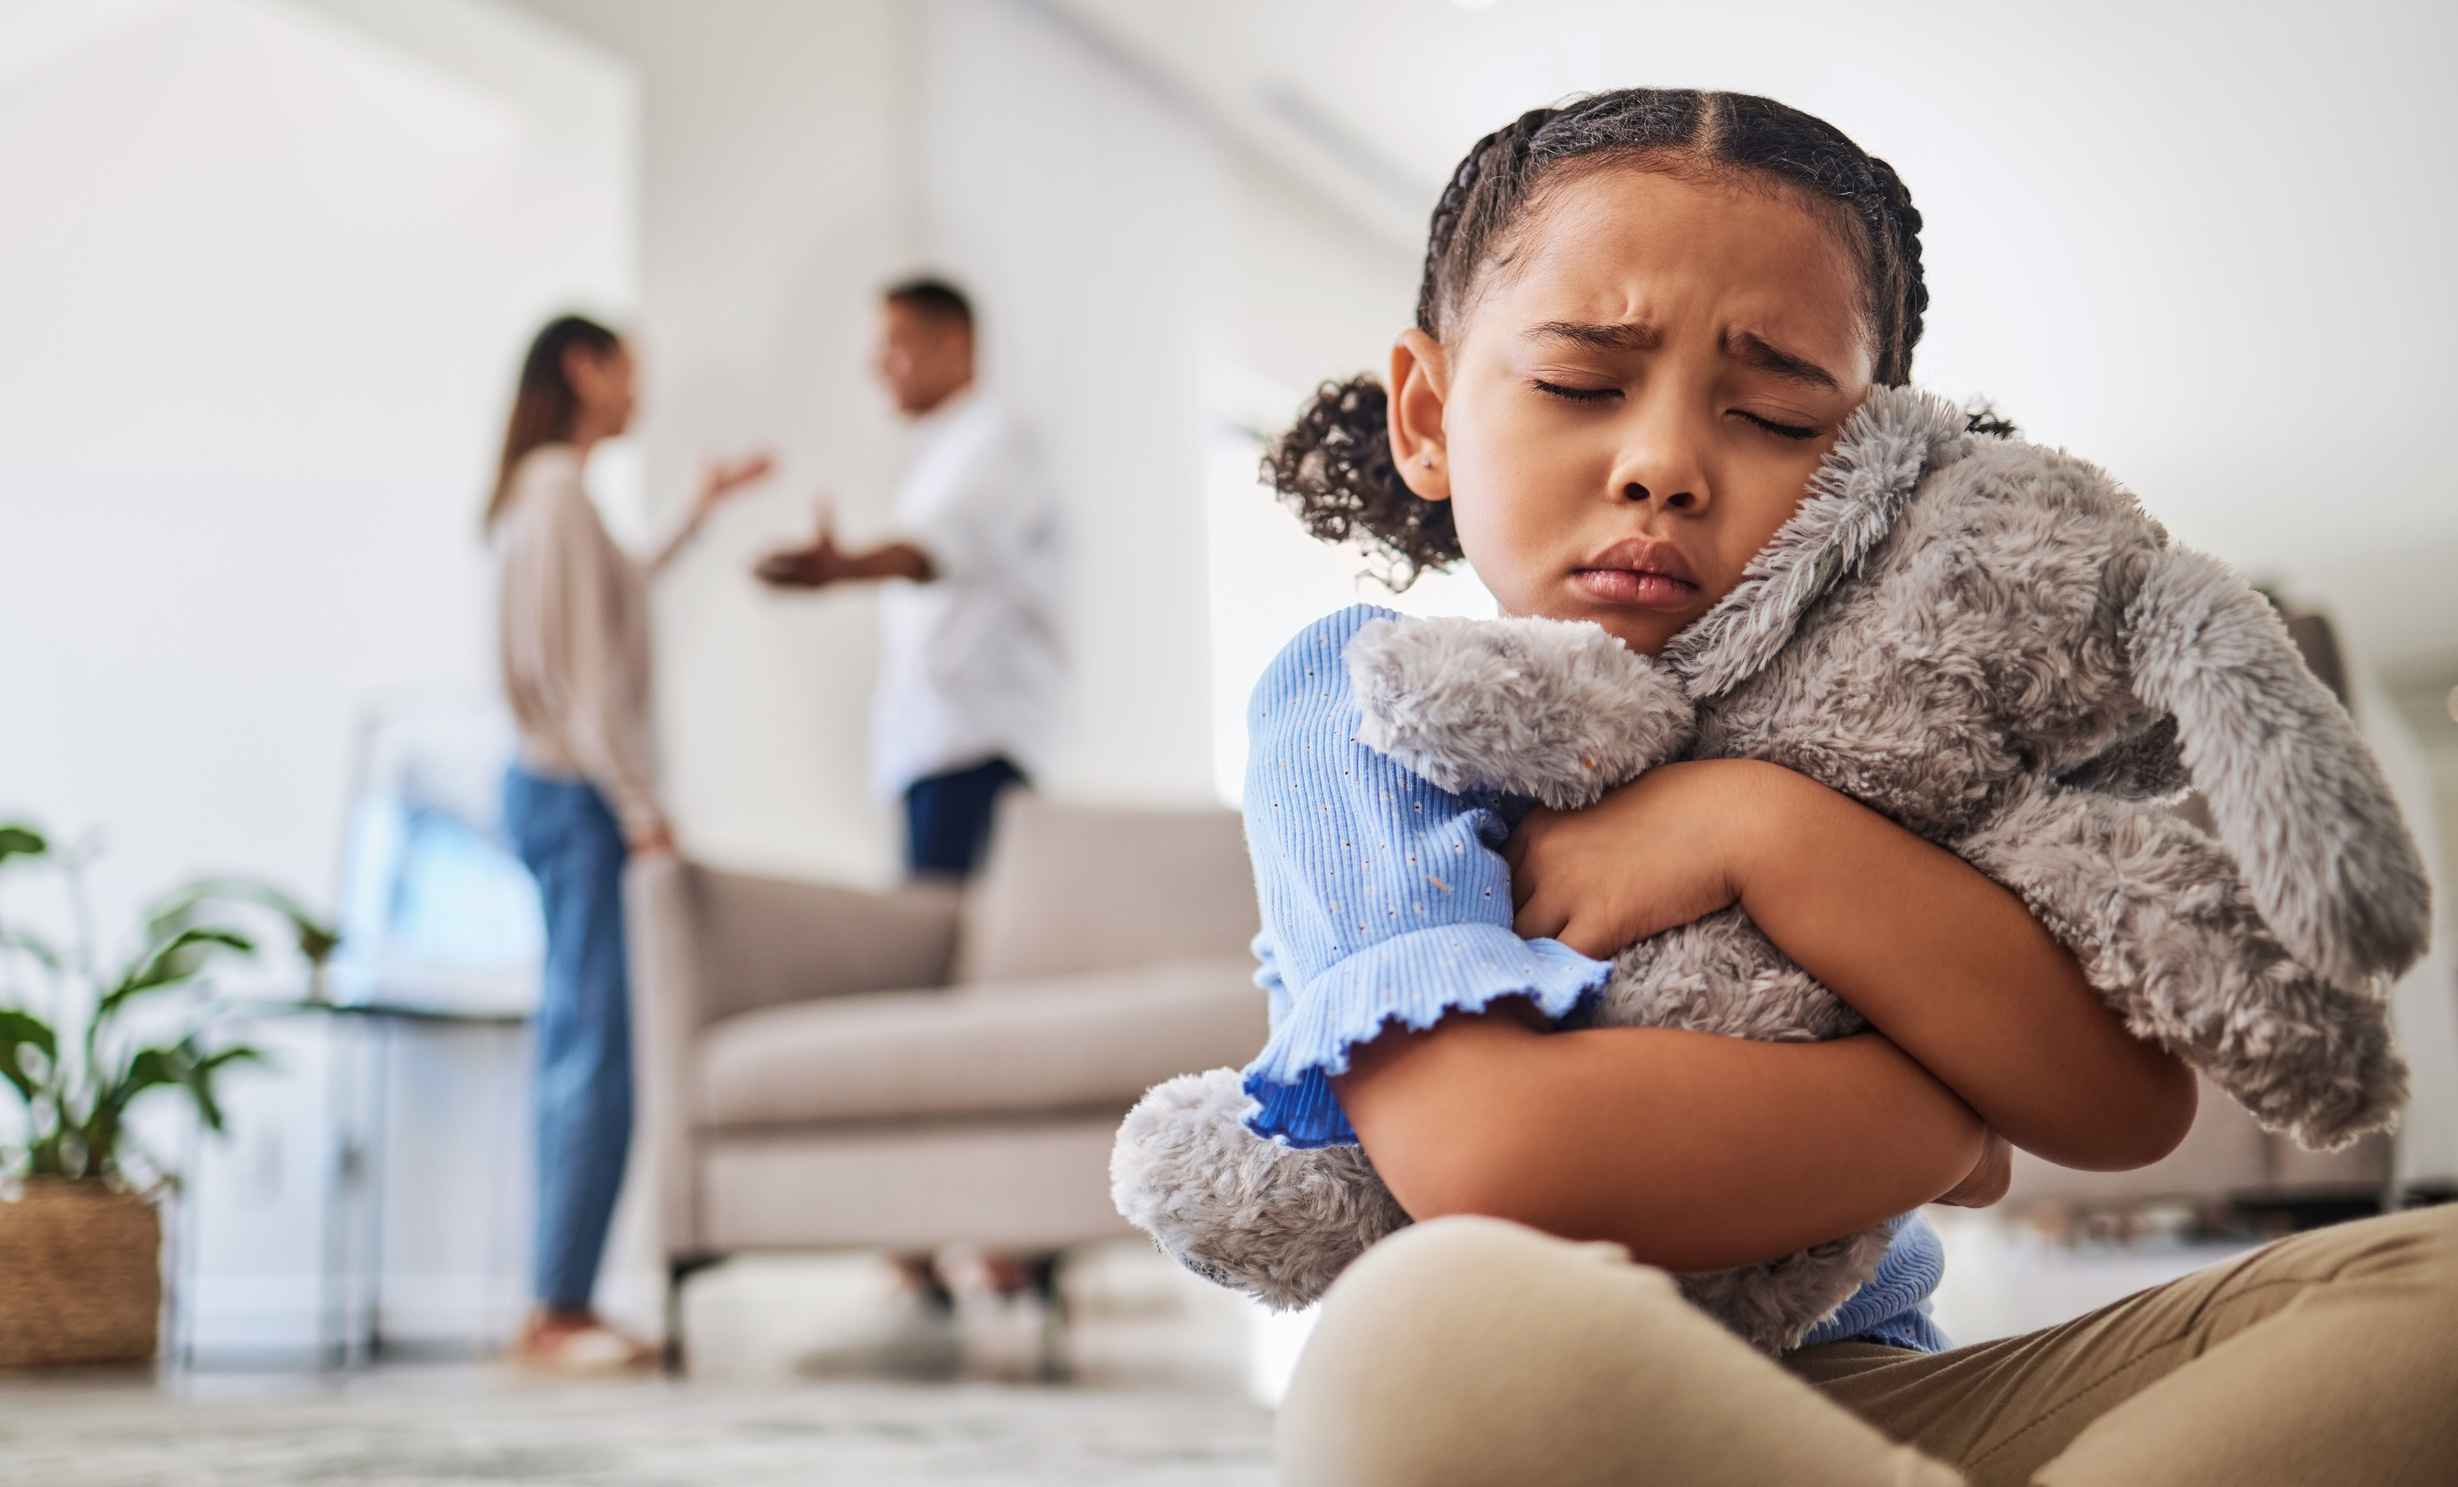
[693,450,776,517]
[1504,760,1756,958]
[647,452,776,574]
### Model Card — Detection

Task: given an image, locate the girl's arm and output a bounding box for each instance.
[1504,758,2198,1171]
[1336,758,2190,1268]
[1337,1010,1988,1270]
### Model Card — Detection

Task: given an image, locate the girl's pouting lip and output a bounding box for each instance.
[1569,537,1699,611]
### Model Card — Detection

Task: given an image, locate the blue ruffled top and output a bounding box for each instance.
[1238,604,1949,1354]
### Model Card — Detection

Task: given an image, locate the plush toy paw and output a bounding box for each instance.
[1111,1068,1411,1311]
[1677,1222,1896,1354]
[2219,980,2410,1153]
[1347,615,1694,810]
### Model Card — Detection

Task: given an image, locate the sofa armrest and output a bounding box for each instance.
[626,853,712,1260]
[625,859,962,1259]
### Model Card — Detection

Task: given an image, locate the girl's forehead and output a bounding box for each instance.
[1480,168,1865,335]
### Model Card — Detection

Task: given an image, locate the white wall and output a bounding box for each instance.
[0,0,632,948]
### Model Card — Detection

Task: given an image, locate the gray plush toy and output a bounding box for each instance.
[1111,385,2432,1353]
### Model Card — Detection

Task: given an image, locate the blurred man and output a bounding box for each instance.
[757,281,1068,1363]
[759,278,1064,879]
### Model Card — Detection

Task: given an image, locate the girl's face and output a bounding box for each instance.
[1387,167,1874,656]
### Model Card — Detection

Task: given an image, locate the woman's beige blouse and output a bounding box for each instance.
[491,444,664,839]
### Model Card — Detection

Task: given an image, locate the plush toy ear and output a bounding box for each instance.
[1347,615,1695,810]
[2127,545,2431,989]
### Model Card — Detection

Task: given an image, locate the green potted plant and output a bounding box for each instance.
[0,824,336,1368]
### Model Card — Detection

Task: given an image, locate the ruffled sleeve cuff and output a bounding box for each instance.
[1239,923,1611,1148]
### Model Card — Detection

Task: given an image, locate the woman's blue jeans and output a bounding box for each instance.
[503,767,633,1313]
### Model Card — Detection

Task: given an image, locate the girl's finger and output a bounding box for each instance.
[1514,892,1566,941]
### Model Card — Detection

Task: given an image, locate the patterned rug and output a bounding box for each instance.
[0,1371,1275,1486]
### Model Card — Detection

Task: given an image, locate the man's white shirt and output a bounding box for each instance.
[871,389,1066,798]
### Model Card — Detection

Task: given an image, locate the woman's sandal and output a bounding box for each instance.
[510,1312,658,1376]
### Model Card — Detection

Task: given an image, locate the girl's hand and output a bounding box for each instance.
[1935,1129,2011,1207]
[1504,760,1760,958]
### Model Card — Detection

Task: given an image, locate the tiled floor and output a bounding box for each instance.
[0,1215,2276,1486]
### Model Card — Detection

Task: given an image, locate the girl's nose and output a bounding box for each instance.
[1622,482,1698,511]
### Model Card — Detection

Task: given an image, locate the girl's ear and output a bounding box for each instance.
[1388,328,1452,503]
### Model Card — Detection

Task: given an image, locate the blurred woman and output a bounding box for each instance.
[485,314,770,1371]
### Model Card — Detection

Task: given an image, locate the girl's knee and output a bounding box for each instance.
[1318,1216,1675,1336]
[2382,1203,2458,1303]
[1279,1219,1677,1487]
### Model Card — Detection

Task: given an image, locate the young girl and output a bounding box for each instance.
[1246,91,2458,1485]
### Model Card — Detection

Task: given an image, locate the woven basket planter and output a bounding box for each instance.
[0,1179,160,1368]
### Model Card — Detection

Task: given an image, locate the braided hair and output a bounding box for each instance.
[1265,89,1928,587]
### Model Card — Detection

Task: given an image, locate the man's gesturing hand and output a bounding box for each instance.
[756,498,851,588]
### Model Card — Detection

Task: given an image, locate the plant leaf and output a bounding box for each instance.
[0,1008,56,1103]
[151,879,339,968]
[102,924,255,1019]
[0,927,64,971]
[101,1038,261,1136]
[0,824,47,868]
[185,1044,264,1131]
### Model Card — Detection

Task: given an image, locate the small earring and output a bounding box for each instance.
[1419,456,1435,468]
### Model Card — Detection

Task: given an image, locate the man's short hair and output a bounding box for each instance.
[883,277,973,330]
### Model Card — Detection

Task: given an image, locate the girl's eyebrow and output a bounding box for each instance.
[1526,320,1663,352]
[1525,320,1840,394]
[1724,330,1840,392]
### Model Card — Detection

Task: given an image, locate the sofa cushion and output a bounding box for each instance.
[694,955,1268,1129]
[956,795,1259,983]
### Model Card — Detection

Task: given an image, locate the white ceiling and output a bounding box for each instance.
[1042,0,2458,660]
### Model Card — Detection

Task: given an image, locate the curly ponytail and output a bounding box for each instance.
[1264,376,1458,583]
[1264,88,1931,587]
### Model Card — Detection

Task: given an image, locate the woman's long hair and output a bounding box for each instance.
[484,314,621,530]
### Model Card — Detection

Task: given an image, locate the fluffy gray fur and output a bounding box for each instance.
[1109,1067,1408,1311]
[1112,386,2431,1354]
[1349,613,1696,809]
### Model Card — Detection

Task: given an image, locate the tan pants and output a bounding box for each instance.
[1279,1207,2458,1486]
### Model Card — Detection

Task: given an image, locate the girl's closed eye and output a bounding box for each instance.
[1534,379,1622,404]
[1733,409,1819,440]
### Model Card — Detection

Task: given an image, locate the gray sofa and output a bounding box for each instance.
[624,794,1267,1285]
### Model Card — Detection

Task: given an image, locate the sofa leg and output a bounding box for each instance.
[663,1253,726,1376]
[1026,1250,1069,1383]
